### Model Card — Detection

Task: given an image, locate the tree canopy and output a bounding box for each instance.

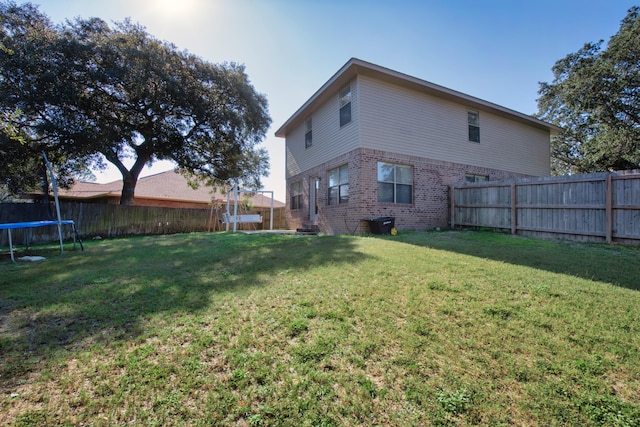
[537,6,640,175]
[0,1,271,204]
[0,2,88,196]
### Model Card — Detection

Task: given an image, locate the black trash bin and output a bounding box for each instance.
[367,217,395,234]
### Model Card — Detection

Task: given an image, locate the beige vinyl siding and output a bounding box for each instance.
[358,76,550,176]
[480,113,550,176]
[286,80,360,178]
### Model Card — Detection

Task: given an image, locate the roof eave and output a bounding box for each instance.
[274,58,562,137]
[275,58,360,138]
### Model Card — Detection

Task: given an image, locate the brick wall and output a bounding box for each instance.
[286,148,533,234]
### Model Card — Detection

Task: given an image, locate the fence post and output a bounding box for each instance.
[510,183,517,235]
[606,173,612,244]
[449,186,456,229]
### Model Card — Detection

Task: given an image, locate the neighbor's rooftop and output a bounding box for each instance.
[57,170,284,208]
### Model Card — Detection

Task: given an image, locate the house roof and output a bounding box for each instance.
[275,58,562,138]
[58,170,285,208]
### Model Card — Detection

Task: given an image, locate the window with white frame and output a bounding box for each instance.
[328,164,349,205]
[305,118,312,149]
[468,111,480,142]
[377,162,413,204]
[290,180,303,210]
[465,173,488,183]
[339,84,352,127]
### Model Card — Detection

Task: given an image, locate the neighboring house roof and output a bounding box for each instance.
[275,57,561,138]
[57,170,284,209]
[58,180,122,200]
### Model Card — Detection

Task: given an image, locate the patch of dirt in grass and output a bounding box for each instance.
[0,307,32,342]
[608,371,640,402]
[1,370,51,426]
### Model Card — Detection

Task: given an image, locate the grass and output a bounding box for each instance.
[1,230,639,426]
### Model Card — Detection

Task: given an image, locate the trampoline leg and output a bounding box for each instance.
[8,229,15,263]
[72,224,84,251]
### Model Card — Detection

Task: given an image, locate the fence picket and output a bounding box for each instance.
[450,171,640,245]
[1,203,287,247]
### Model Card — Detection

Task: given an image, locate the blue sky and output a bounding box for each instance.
[35,0,636,201]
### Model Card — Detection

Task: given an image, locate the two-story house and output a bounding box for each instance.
[275,58,560,234]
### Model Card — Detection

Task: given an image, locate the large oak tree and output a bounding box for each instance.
[538,7,640,175]
[0,1,271,204]
[0,3,88,196]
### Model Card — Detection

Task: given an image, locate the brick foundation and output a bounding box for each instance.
[286,148,532,234]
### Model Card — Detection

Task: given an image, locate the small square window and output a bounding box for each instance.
[377,162,413,204]
[468,111,480,143]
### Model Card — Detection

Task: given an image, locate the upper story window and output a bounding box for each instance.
[328,164,349,205]
[305,118,312,149]
[377,162,413,204]
[339,84,352,127]
[290,180,303,210]
[468,111,480,142]
[465,173,488,183]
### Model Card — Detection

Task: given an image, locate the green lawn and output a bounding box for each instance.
[1,231,639,426]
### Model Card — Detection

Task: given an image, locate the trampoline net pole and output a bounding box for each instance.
[42,152,65,254]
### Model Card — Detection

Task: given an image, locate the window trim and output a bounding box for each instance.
[468,111,480,143]
[377,161,413,205]
[328,164,349,206]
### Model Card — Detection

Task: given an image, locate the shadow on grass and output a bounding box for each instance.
[0,232,369,386]
[394,230,640,291]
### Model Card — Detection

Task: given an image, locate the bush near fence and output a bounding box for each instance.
[0,202,287,247]
[450,170,640,245]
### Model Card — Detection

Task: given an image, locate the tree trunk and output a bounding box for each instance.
[39,158,54,219]
[120,174,137,206]
[103,150,150,206]
[119,157,148,205]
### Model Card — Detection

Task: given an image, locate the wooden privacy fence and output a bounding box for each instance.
[0,202,287,247]
[450,170,640,244]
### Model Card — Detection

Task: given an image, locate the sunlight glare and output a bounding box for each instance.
[149,0,206,21]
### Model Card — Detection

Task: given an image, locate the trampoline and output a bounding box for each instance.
[1,220,81,263]
[1,152,83,263]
